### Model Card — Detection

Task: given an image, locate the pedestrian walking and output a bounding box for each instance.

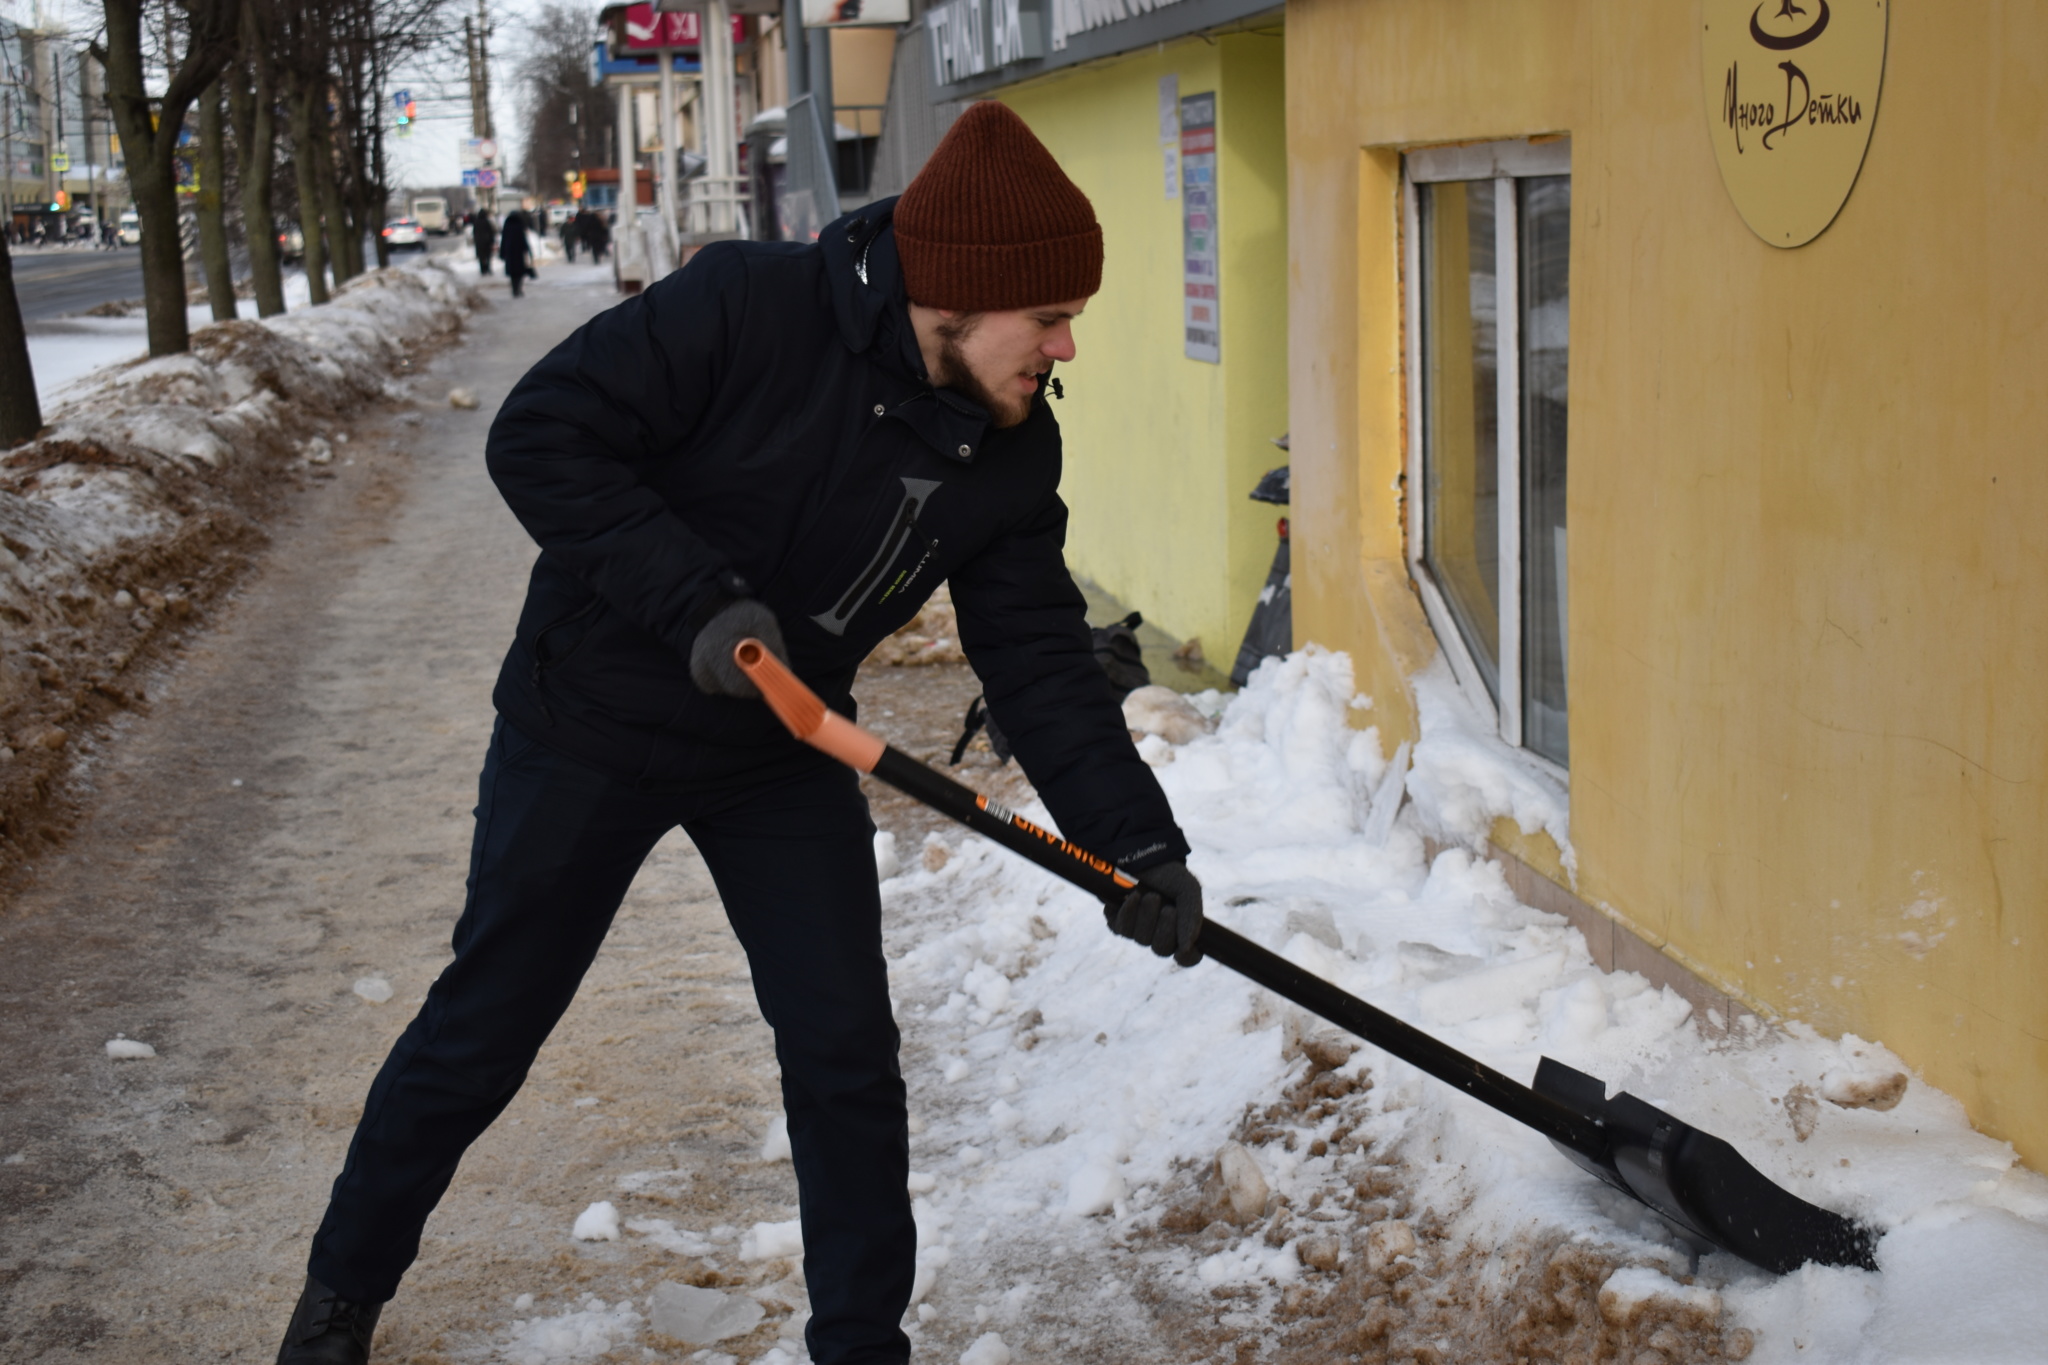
[560,211,578,263]
[581,208,610,264]
[273,102,1202,1365]
[471,210,495,277]
[497,209,530,297]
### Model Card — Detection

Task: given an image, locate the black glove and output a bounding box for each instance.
[1109,860,1204,967]
[688,598,788,699]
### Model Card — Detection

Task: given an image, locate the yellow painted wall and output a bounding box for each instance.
[1000,31,1288,663]
[1288,0,2048,1166]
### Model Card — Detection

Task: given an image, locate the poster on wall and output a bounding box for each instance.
[1180,91,1219,363]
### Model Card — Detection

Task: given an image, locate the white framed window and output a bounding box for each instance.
[1404,138,1572,770]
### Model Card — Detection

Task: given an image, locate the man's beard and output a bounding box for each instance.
[934,317,1034,429]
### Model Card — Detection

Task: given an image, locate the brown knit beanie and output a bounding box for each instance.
[895,101,1103,311]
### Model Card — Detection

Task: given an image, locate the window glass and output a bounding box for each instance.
[1419,179,1501,701]
[1519,175,1570,765]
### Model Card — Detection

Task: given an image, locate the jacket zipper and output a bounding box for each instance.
[528,596,605,723]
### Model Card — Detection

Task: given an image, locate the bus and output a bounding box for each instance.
[410,197,450,234]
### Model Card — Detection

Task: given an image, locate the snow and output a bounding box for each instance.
[958,1331,1012,1365]
[738,1218,804,1262]
[760,1113,792,1161]
[850,644,2048,1359]
[622,1217,717,1258]
[25,274,322,404]
[104,1037,156,1060]
[501,1295,643,1363]
[352,976,393,1004]
[570,1201,620,1242]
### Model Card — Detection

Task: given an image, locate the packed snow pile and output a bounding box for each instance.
[454,645,2048,1361]
[0,259,477,871]
[860,646,2048,1362]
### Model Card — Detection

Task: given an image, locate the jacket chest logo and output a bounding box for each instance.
[812,477,943,637]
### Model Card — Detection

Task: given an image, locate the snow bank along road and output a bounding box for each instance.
[6,253,2048,1365]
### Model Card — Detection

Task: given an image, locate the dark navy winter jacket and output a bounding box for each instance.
[484,199,1189,873]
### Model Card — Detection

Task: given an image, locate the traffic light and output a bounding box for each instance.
[52,190,70,210]
[396,99,416,127]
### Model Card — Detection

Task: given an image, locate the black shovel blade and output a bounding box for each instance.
[1534,1058,1880,1274]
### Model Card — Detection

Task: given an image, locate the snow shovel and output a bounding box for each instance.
[732,640,1879,1275]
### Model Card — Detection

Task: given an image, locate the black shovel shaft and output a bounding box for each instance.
[869,746,1608,1155]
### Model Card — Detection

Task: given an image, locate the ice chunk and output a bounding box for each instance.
[738,1218,804,1261]
[1821,1034,1910,1111]
[942,1058,971,1083]
[906,1171,937,1194]
[875,830,901,881]
[760,1114,792,1162]
[1122,685,1210,744]
[1364,1220,1415,1272]
[352,976,394,1004]
[571,1201,620,1242]
[1064,1160,1124,1217]
[1597,1266,1721,1326]
[105,1037,156,1060]
[624,1217,715,1258]
[645,1282,764,1346]
[448,387,480,409]
[1215,1142,1269,1224]
[959,1331,1012,1365]
[501,1297,642,1363]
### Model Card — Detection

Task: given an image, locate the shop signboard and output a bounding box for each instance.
[1179,91,1218,363]
[1701,0,1888,247]
[928,0,1045,86]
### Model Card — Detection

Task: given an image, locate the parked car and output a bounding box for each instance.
[381,218,427,250]
[117,210,142,245]
[277,222,304,262]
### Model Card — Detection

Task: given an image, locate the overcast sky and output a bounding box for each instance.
[385,0,564,193]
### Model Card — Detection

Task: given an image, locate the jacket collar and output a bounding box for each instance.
[822,199,990,464]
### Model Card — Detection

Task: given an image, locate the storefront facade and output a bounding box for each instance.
[931,0,1288,667]
[1285,0,2048,1165]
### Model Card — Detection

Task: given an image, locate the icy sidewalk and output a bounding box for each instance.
[0,257,479,877]
[865,648,2048,1363]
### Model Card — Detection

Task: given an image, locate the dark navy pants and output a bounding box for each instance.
[308,720,913,1364]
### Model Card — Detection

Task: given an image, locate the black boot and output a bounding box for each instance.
[276,1275,383,1364]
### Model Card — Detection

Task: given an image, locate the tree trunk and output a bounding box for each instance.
[313,111,353,285]
[227,32,285,318]
[0,231,42,445]
[330,118,367,279]
[196,81,237,322]
[96,0,235,357]
[289,82,330,305]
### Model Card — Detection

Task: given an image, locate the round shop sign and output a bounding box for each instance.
[1701,0,1888,247]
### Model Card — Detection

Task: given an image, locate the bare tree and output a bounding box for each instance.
[516,3,613,200]
[196,79,238,321]
[226,0,285,317]
[94,0,239,356]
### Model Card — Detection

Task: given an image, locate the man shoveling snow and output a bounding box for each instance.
[275,103,1203,1365]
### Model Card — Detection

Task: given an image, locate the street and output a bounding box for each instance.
[7,246,147,322]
